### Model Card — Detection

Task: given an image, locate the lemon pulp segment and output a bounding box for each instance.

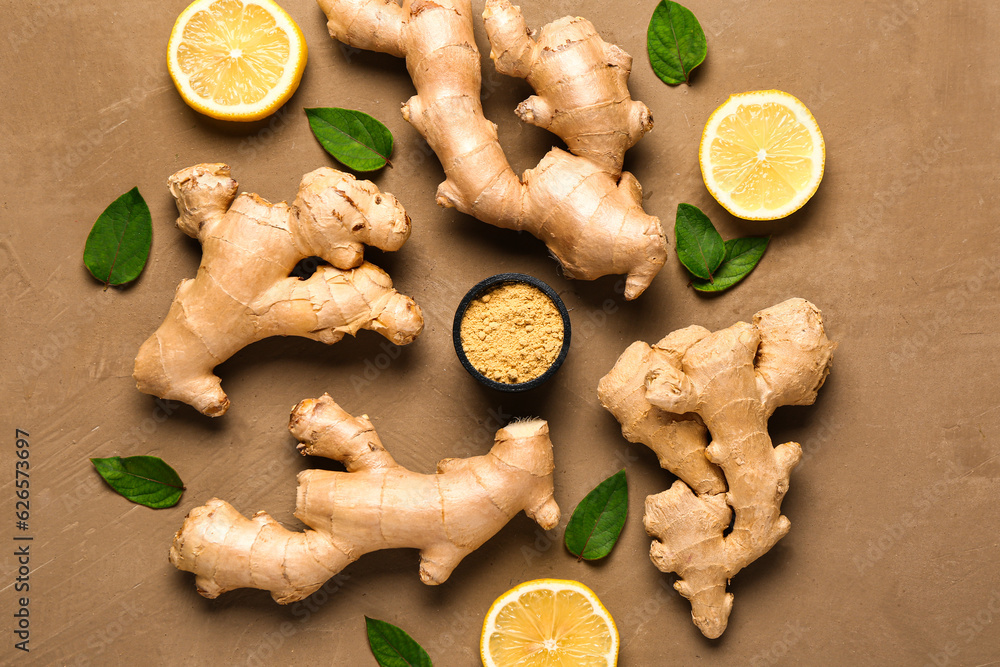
[711,101,815,211]
[177,0,290,106]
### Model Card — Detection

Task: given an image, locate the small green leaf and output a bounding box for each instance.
[647,1,708,85]
[90,456,185,509]
[306,107,394,172]
[83,187,152,286]
[564,469,628,561]
[365,617,433,667]
[692,236,770,292]
[675,203,725,281]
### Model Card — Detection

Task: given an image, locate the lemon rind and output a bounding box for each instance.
[480,578,619,667]
[166,0,307,122]
[699,90,825,221]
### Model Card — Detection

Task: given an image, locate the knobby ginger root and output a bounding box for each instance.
[133,164,423,417]
[317,0,668,299]
[598,298,836,638]
[169,394,561,603]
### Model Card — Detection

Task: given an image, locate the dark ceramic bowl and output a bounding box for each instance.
[452,273,571,392]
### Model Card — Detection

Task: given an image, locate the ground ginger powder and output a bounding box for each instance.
[460,282,564,384]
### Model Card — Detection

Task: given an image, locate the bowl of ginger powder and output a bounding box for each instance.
[453,273,571,391]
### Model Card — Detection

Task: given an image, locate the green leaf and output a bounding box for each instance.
[305,107,394,172]
[90,456,185,509]
[83,187,152,286]
[564,469,628,561]
[692,237,770,292]
[647,1,708,85]
[365,617,432,667]
[675,203,725,281]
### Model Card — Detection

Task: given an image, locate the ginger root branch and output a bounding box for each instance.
[134,164,422,416]
[318,0,667,298]
[599,298,836,638]
[169,394,561,602]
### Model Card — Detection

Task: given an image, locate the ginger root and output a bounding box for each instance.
[598,298,835,638]
[169,394,561,602]
[317,0,667,299]
[134,164,423,416]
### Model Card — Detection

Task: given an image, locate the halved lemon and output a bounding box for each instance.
[699,90,825,220]
[167,0,307,122]
[481,579,619,667]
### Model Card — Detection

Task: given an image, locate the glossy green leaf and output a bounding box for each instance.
[306,107,394,171]
[647,1,708,85]
[365,617,432,667]
[675,203,725,281]
[692,236,770,292]
[90,456,185,509]
[83,187,152,286]
[564,469,628,561]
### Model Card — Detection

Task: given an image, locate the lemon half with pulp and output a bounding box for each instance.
[700,90,825,220]
[481,578,619,667]
[167,0,307,121]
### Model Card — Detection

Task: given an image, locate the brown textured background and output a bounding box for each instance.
[2,0,999,664]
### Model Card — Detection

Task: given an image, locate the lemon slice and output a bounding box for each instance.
[481,579,619,667]
[167,0,307,122]
[699,90,825,220]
